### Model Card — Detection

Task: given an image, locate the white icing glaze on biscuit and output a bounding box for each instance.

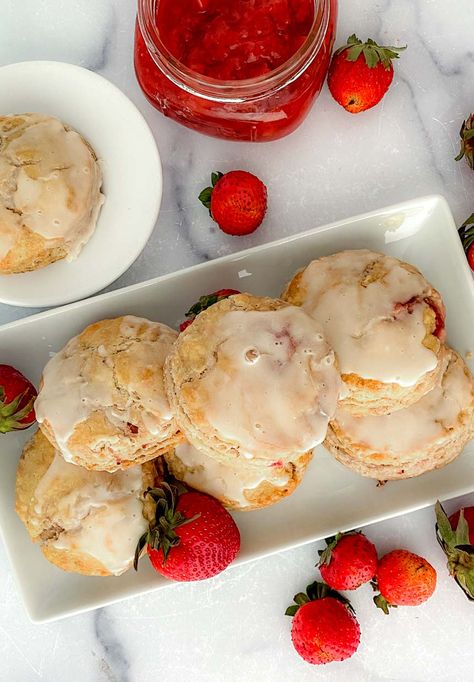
[34,316,177,461]
[333,352,473,454]
[174,442,290,507]
[34,453,147,575]
[0,114,104,260]
[198,306,342,458]
[298,250,439,386]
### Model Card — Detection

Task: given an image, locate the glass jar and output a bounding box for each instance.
[134,0,337,142]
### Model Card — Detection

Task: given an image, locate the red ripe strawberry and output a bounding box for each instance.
[199,170,267,236]
[328,34,406,113]
[458,214,474,271]
[455,114,474,169]
[0,365,37,433]
[178,318,194,333]
[286,582,360,665]
[373,549,436,613]
[179,288,240,331]
[134,483,240,581]
[318,531,378,590]
[435,501,474,600]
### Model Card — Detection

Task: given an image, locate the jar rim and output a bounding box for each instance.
[137,0,330,103]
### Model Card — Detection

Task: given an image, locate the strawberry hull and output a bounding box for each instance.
[0,365,37,433]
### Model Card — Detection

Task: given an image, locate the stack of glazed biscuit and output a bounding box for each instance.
[16,315,177,576]
[15,250,474,577]
[281,249,474,480]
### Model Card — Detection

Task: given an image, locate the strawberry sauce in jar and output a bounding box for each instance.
[135,0,337,142]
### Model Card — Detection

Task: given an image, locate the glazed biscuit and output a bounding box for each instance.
[35,315,183,472]
[324,349,474,480]
[282,249,446,415]
[165,293,342,468]
[15,430,156,576]
[166,441,313,511]
[0,113,104,273]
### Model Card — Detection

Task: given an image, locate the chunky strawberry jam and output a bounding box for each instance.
[157,0,315,81]
[135,0,337,141]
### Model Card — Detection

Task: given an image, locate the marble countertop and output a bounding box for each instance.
[1,0,473,680]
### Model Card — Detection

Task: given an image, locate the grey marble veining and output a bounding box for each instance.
[0,1,474,680]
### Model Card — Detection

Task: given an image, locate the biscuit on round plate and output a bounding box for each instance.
[165,441,313,511]
[164,293,342,468]
[324,348,474,480]
[0,113,104,274]
[15,430,157,576]
[282,249,446,415]
[35,315,183,472]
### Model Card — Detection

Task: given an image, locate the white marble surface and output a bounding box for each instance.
[1,0,473,680]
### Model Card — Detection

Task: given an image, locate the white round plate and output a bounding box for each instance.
[0,61,162,307]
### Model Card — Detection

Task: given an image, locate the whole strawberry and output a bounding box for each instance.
[328,34,406,113]
[134,483,240,581]
[458,214,474,271]
[199,170,267,236]
[179,288,240,331]
[318,531,378,590]
[0,365,37,433]
[373,549,436,613]
[455,114,474,169]
[435,501,474,600]
[286,582,360,665]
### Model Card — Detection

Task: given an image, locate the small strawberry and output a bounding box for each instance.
[435,500,474,600]
[179,288,240,331]
[318,531,378,590]
[372,549,436,613]
[458,214,474,271]
[0,365,37,433]
[199,170,267,236]
[328,34,406,113]
[285,581,360,665]
[134,483,240,581]
[455,114,474,169]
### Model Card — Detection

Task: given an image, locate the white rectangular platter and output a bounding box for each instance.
[1,194,474,623]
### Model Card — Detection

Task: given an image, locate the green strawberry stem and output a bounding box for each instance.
[0,387,35,433]
[373,592,396,615]
[198,171,224,211]
[435,500,474,601]
[134,483,200,570]
[317,530,360,567]
[458,214,474,254]
[335,34,407,70]
[285,581,355,617]
[455,115,474,168]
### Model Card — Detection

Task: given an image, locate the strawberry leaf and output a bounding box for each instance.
[347,34,362,46]
[286,580,356,617]
[198,187,212,210]
[373,593,395,615]
[455,510,470,547]
[435,500,456,548]
[336,34,406,69]
[133,531,149,571]
[455,115,474,167]
[346,44,365,62]
[285,604,300,617]
[294,592,310,605]
[362,45,379,68]
[211,171,223,186]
